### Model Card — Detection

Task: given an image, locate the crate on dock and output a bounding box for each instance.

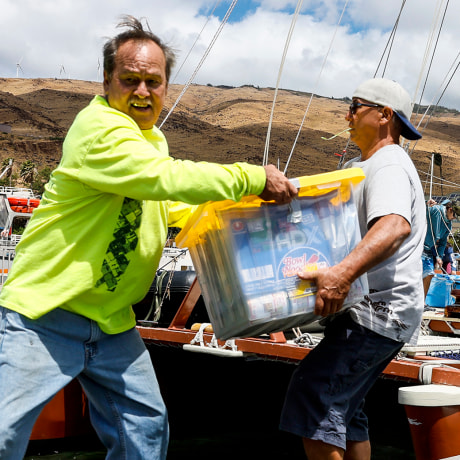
[176,168,368,340]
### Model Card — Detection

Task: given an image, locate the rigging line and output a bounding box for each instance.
[425,202,455,261]
[414,0,450,124]
[409,54,460,157]
[426,207,438,259]
[417,162,458,186]
[380,26,396,78]
[426,220,456,256]
[159,0,239,129]
[419,174,460,189]
[412,50,460,139]
[409,54,460,155]
[419,164,453,197]
[283,0,349,176]
[374,0,406,78]
[345,1,406,167]
[418,163,460,193]
[420,179,460,190]
[411,0,445,115]
[263,0,304,167]
[171,0,223,84]
[420,175,460,189]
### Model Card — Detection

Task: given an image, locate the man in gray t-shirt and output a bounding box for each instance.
[349,142,426,345]
[280,78,426,460]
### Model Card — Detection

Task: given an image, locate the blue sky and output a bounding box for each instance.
[210,0,261,22]
[1,0,459,110]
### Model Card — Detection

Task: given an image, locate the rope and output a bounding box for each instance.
[374,0,406,78]
[411,0,446,114]
[284,0,350,175]
[142,270,165,321]
[188,325,240,354]
[292,327,323,347]
[263,0,304,166]
[372,0,454,156]
[413,0,450,124]
[141,270,170,322]
[189,323,212,347]
[425,203,455,262]
[171,0,223,84]
[418,170,460,192]
[160,0,239,129]
[409,52,460,155]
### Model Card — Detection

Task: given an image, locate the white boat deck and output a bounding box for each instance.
[402,334,460,357]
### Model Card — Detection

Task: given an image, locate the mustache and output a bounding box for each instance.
[321,128,351,140]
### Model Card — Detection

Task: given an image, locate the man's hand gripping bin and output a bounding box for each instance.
[176,168,368,340]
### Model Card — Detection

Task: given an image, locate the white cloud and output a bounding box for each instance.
[1,0,459,109]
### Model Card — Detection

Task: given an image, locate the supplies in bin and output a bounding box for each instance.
[176,168,368,340]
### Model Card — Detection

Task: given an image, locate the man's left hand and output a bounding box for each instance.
[298,265,352,317]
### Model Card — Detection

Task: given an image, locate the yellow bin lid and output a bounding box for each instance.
[176,167,365,249]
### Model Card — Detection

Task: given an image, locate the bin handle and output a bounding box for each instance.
[288,198,302,224]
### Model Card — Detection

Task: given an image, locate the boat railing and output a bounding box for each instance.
[0,186,37,198]
[9,234,21,245]
[0,243,15,287]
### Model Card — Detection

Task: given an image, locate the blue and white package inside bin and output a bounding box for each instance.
[176,168,369,340]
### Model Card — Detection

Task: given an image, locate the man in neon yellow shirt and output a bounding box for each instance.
[0,16,297,459]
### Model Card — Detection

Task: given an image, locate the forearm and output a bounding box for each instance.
[298,213,412,317]
[337,213,411,284]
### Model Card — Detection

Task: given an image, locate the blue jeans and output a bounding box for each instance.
[422,251,435,278]
[0,306,169,460]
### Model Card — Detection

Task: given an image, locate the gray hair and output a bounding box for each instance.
[103,15,176,82]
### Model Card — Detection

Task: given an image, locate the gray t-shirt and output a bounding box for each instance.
[348,144,426,345]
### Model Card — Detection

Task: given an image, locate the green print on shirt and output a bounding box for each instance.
[95,197,142,291]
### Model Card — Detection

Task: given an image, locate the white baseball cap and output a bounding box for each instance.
[352,78,422,140]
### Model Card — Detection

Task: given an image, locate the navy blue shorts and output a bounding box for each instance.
[279,312,403,450]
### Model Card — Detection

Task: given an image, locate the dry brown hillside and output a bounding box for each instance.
[0,78,459,197]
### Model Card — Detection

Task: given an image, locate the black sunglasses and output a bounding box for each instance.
[349,101,382,114]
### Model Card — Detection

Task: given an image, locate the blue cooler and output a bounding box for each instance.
[426,274,455,307]
[452,275,460,291]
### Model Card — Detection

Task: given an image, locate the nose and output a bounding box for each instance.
[345,110,352,121]
[134,80,149,98]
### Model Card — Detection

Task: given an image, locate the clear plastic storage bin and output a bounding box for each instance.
[176,168,368,339]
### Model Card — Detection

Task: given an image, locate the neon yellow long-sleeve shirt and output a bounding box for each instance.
[0,96,266,333]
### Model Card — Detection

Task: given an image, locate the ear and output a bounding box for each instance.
[103,70,110,95]
[378,107,395,129]
[380,106,393,122]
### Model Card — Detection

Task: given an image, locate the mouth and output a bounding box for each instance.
[131,101,152,111]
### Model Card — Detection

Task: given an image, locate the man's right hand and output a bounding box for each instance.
[258,165,298,204]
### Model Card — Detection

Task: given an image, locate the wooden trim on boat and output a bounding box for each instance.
[137,277,460,386]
